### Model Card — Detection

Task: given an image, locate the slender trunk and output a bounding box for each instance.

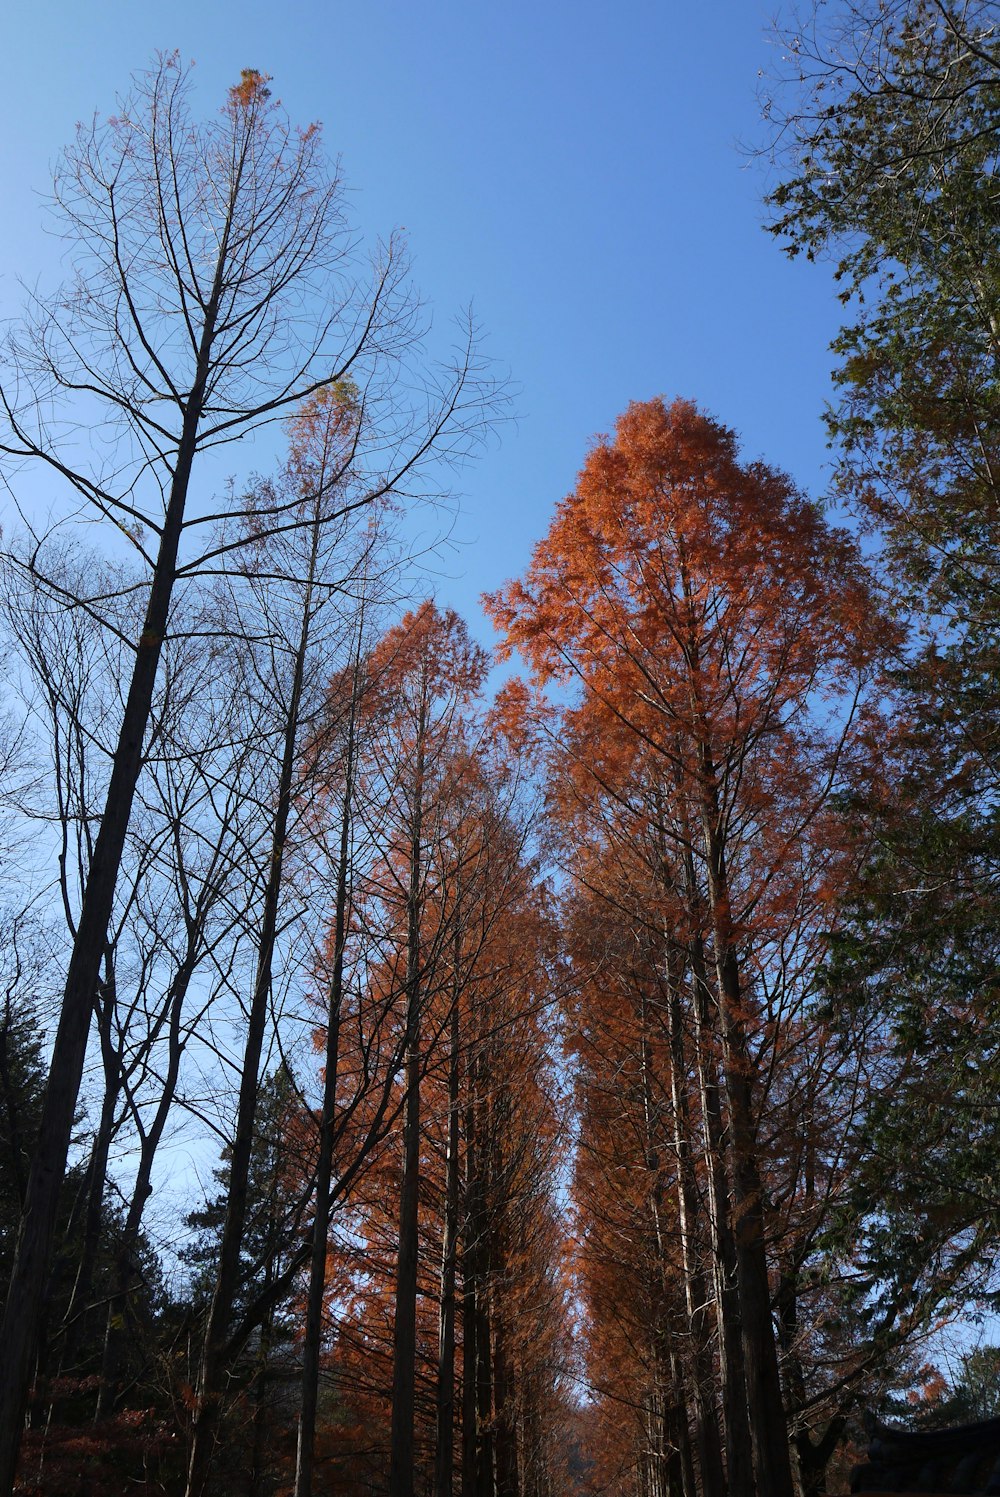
[649,1337,681,1497]
[434,995,461,1497]
[667,1352,696,1497]
[294,648,363,1497]
[662,958,727,1497]
[494,1322,518,1497]
[462,1090,479,1497]
[698,759,793,1497]
[519,1385,545,1497]
[186,531,321,1497]
[0,178,244,1482]
[475,1276,493,1497]
[388,693,427,1497]
[98,952,198,1417]
[250,1266,275,1497]
[465,1065,493,1497]
[638,1014,677,1497]
[686,926,754,1497]
[58,970,120,1390]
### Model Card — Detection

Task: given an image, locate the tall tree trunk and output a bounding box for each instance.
[250,1267,276,1497]
[661,958,727,1497]
[697,758,794,1497]
[434,993,461,1497]
[98,950,198,1417]
[186,528,321,1497]
[686,924,754,1497]
[462,1090,479,1497]
[0,344,219,1489]
[294,645,363,1497]
[475,1280,493,1497]
[389,693,427,1497]
[667,1352,696,1497]
[494,1322,519,1497]
[56,964,120,1397]
[464,1068,494,1497]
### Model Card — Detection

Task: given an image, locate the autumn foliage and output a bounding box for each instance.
[6,320,1000,1497]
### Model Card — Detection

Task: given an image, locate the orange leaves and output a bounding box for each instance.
[368,600,489,712]
[285,381,361,494]
[486,396,891,740]
[483,398,902,1490]
[227,69,273,111]
[486,395,895,954]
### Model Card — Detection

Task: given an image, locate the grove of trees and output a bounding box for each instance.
[1,6,999,1495]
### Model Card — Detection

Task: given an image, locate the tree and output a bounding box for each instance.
[293,601,369,1497]
[0,54,494,1488]
[362,604,490,1497]
[301,636,567,1497]
[487,396,890,1497]
[0,923,48,1288]
[0,548,262,1412]
[938,1345,1000,1424]
[765,1,1000,1393]
[184,386,379,1497]
[765,0,1000,672]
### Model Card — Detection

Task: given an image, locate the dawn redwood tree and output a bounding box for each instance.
[455,842,566,1497]
[486,396,890,1497]
[560,833,729,1497]
[551,721,925,1496]
[363,604,489,1497]
[0,53,493,1488]
[293,615,370,1497]
[310,712,565,1497]
[297,628,567,1497]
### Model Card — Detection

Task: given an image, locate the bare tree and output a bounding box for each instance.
[0,551,276,1414]
[0,53,496,1488]
[183,389,388,1495]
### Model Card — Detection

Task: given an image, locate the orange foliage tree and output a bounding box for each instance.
[486,397,892,1497]
[300,605,570,1497]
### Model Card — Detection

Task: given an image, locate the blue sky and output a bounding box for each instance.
[0,0,844,636]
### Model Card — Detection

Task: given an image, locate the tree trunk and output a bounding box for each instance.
[494,1322,519,1497]
[661,957,727,1497]
[0,385,210,1491]
[388,694,427,1497]
[434,995,461,1497]
[98,951,197,1417]
[294,646,362,1497]
[186,531,320,1497]
[667,1350,696,1497]
[52,967,121,1410]
[686,924,755,1497]
[462,1091,479,1497]
[475,1282,493,1497]
[250,1271,275,1497]
[697,758,794,1497]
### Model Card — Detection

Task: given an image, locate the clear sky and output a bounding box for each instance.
[0,0,844,637]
